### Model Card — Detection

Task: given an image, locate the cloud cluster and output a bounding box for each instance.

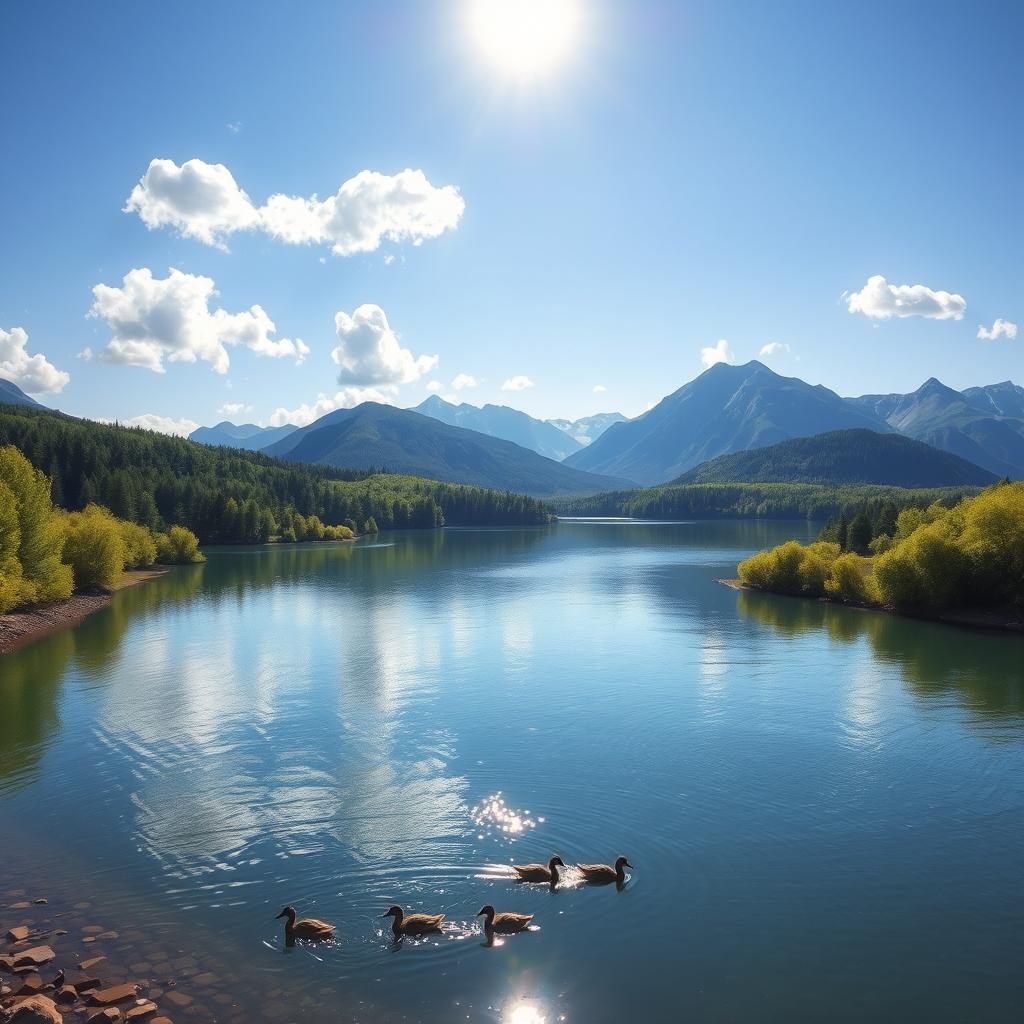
[501,375,534,392]
[592,384,607,394]
[331,304,437,387]
[269,386,393,428]
[844,275,966,320]
[126,159,464,256]
[759,341,790,357]
[701,339,733,368]
[978,318,1018,341]
[220,402,253,417]
[87,268,309,374]
[0,326,71,394]
[96,413,200,436]
[451,373,478,391]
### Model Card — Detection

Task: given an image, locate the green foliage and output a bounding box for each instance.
[0,445,72,606]
[739,481,1024,612]
[0,405,554,539]
[61,504,127,589]
[155,526,205,565]
[555,481,978,523]
[119,519,158,569]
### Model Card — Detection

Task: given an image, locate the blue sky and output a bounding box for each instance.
[1,0,1021,433]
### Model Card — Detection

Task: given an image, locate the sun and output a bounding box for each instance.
[466,0,582,79]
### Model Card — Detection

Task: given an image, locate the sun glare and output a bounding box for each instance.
[467,0,581,79]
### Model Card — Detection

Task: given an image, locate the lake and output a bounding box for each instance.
[2,521,1023,1023]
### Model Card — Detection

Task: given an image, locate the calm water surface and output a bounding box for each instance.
[2,521,1023,1022]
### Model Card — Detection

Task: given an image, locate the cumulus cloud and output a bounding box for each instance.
[219,402,252,416]
[331,304,437,387]
[0,327,71,394]
[451,373,478,391]
[759,341,790,357]
[592,384,607,393]
[268,386,393,428]
[501,375,535,392]
[126,159,464,256]
[701,339,733,368]
[978,318,1018,341]
[88,268,309,374]
[98,413,200,436]
[124,159,260,249]
[425,381,444,395]
[844,275,966,321]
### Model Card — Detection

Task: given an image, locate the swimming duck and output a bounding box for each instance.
[477,905,534,934]
[382,905,445,937]
[577,856,632,884]
[275,905,336,941]
[512,855,565,883]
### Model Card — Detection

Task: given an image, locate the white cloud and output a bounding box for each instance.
[126,159,464,257]
[701,339,733,368]
[425,380,444,395]
[978,318,1018,341]
[501,375,535,392]
[219,402,252,417]
[759,341,790,357]
[124,159,260,249]
[592,384,607,393]
[88,268,309,375]
[451,373,478,391]
[269,386,393,428]
[0,326,71,394]
[331,304,437,387]
[844,274,966,321]
[98,413,200,437]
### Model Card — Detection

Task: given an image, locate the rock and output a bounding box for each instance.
[10,949,55,970]
[6,927,30,943]
[4,995,62,1024]
[32,900,48,906]
[88,985,138,1007]
[55,984,78,1004]
[124,1003,158,1021]
[163,993,191,1009]
[189,973,216,988]
[81,927,104,936]
[150,1018,173,1024]
[8,902,31,910]
[86,1010,121,1022]
[77,959,106,974]
[15,974,43,997]
[61,970,100,991]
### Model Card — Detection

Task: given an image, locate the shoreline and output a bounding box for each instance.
[719,578,1024,634]
[0,568,169,658]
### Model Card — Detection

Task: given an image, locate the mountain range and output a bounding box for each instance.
[0,379,45,409]
[546,412,628,446]
[565,361,889,484]
[190,420,297,450]
[263,402,632,496]
[676,428,996,487]
[414,396,583,461]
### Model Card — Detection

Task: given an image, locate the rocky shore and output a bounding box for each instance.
[0,571,167,658]
[1,890,216,1024]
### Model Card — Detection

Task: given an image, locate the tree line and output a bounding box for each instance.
[0,405,554,542]
[1,445,203,613]
[737,481,1024,611]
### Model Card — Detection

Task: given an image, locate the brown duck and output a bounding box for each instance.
[383,905,445,937]
[512,855,564,883]
[275,905,335,941]
[577,856,632,884]
[477,904,534,934]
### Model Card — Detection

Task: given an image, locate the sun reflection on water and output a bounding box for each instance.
[470,792,542,839]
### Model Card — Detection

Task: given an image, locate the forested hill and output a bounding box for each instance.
[675,429,997,487]
[0,404,554,541]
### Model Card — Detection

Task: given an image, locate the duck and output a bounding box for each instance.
[477,904,534,934]
[382,905,445,937]
[577,856,632,885]
[275,905,336,941]
[512,855,565,884]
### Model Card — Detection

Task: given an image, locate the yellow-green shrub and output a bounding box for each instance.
[61,504,126,589]
[956,482,1024,605]
[824,553,873,603]
[155,525,204,564]
[119,520,158,569]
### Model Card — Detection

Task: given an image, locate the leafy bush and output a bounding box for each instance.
[155,526,205,564]
[119,520,158,569]
[61,504,127,589]
[825,553,874,603]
